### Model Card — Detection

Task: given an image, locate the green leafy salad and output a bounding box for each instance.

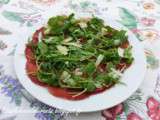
[26,14,134,98]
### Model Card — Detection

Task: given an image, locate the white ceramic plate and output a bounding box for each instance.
[14,14,147,112]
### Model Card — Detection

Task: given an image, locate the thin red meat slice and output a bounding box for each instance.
[25,46,35,62]
[26,61,38,73]
[48,87,89,100]
[26,61,46,86]
[32,27,44,44]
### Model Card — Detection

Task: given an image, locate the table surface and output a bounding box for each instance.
[0,0,160,120]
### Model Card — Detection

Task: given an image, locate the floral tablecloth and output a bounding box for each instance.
[0,0,160,120]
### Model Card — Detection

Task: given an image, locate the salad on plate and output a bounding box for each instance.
[25,14,134,100]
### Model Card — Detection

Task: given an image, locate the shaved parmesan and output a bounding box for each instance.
[101,27,108,35]
[61,71,71,81]
[74,68,83,76]
[64,42,82,48]
[95,54,104,67]
[38,33,42,42]
[63,37,73,43]
[56,45,68,55]
[118,47,124,57]
[78,22,87,28]
[110,68,123,79]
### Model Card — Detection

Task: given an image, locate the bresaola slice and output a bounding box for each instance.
[48,87,88,100]
[26,61,46,86]
[32,27,44,44]
[48,86,109,100]
[26,61,38,73]
[25,46,35,62]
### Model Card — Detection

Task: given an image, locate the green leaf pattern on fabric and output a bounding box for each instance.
[2,10,24,23]
[0,0,10,4]
[2,10,42,27]
[118,7,137,29]
[146,54,159,69]
[155,0,160,4]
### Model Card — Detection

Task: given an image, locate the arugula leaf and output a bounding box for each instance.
[47,15,67,34]
[83,62,96,75]
[37,41,48,55]
[107,62,116,71]
[82,80,96,92]
[123,46,134,64]
[47,14,76,35]
[88,17,104,32]
[100,48,120,62]
[37,71,58,86]
[44,36,63,45]
[124,46,132,58]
